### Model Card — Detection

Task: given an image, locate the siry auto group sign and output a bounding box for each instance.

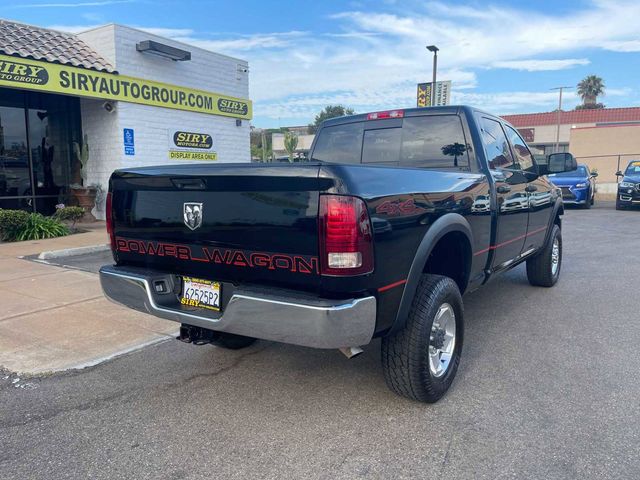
[0,53,252,120]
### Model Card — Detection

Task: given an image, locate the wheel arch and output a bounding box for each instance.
[388,213,474,336]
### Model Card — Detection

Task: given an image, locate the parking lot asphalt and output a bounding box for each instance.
[1,201,639,480]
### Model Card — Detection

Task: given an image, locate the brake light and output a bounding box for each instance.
[105,192,115,251]
[319,195,374,275]
[367,110,404,120]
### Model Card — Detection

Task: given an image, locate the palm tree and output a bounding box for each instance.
[284,132,299,163]
[577,75,605,107]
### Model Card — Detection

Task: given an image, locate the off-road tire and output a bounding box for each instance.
[381,274,464,403]
[212,332,256,349]
[526,224,562,287]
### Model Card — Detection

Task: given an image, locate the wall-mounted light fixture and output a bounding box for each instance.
[136,40,191,61]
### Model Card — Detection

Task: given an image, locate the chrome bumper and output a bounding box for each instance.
[99,265,376,349]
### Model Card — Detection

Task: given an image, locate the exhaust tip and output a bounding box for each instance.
[339,346,364,359]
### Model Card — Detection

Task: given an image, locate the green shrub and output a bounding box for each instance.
[0,209,30,241]
[15,213,69,241]
[53,206,85,229]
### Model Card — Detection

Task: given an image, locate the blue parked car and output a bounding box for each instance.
[548,163,597,209]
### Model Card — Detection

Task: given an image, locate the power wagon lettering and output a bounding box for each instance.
[115,237,319,274]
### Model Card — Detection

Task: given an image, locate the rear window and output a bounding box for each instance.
[311,115,470,170]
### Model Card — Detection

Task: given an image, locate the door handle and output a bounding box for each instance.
[525,185,538,193]
[497,185,511,194]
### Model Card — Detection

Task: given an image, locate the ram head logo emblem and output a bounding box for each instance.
[183,202,203,230]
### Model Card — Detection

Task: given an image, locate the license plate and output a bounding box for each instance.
[180,276,221,311]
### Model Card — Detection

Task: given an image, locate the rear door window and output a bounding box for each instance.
[400,115,470,169]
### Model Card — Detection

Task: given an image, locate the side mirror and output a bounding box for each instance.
[591,171,598,178]
[547,152,577,174]
[615,170,623,176]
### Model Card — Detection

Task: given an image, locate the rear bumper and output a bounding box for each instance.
[99,265,376,349]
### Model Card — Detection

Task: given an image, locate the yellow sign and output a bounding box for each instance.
[0,53,252,119]
[169,150,217,161]
[417,83,432,107]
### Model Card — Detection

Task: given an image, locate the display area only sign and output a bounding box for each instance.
[168,130,217,161]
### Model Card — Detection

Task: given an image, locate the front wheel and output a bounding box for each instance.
[381,274,464,403]
[526,224,562,287]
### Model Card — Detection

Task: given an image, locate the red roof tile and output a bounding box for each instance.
[501,107,640,128]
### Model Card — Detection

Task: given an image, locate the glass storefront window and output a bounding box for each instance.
[0,88,81,214]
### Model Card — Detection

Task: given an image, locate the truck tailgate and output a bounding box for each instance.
[110,163,325,291]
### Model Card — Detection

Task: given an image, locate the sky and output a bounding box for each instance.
[4,0,640,127]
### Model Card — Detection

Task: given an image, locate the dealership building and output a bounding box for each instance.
[0,19,251,219]
[502,108,640,193]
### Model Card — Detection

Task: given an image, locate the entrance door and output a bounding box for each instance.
[0,89,80,214]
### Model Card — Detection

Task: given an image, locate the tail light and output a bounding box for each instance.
[319,195,374,276]
[105,191,115,251]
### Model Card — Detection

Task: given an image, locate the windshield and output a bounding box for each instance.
[625,161,640,175]
[550,165,588,177]
[311,115,471,170]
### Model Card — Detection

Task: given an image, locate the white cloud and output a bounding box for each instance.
[492,59,590,71]
[171,31,307,52]
[48,0,640,123]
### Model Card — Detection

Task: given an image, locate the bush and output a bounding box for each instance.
[0,209,30,241]
[15,213,69,241]
[53,206,85,229]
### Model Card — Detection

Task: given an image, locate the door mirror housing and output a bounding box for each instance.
[615,170,623,177]
[591,171,598,178]
[542,152,577,175]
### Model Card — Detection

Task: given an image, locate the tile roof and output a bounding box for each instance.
[0,19,114,73]
[502,107,640,128]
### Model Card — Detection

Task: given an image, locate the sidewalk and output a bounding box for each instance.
[0,223,177,374]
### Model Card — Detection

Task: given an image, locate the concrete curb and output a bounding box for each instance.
[37,244,109,260]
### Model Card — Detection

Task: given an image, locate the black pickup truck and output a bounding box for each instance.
[100,106,577,403]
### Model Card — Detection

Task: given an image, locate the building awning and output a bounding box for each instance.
[0,19,115,73]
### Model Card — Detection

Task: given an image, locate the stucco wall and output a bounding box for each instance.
[569,125,640,189]
[76,24,250,219]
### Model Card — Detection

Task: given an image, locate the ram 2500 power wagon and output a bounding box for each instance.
[100,106,577,403]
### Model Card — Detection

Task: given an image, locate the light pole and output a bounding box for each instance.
[550,86,572,153]
[426,45,439,107]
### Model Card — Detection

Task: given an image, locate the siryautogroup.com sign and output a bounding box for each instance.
[0,54,252,120]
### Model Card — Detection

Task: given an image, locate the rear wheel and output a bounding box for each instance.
[526,224,562,287]
[381,274,463,403]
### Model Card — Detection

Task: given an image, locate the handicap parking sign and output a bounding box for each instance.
[124,128,135,155]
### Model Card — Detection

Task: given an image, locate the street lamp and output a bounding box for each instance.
[426,45,439,107]
[550,86,572,153]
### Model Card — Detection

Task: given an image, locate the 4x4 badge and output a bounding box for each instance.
[183,202,203,230]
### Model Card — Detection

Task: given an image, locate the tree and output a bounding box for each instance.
[441,143,467,167]
[308,105,355,134]
[284,131,299,163]
[577,75,605,109]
